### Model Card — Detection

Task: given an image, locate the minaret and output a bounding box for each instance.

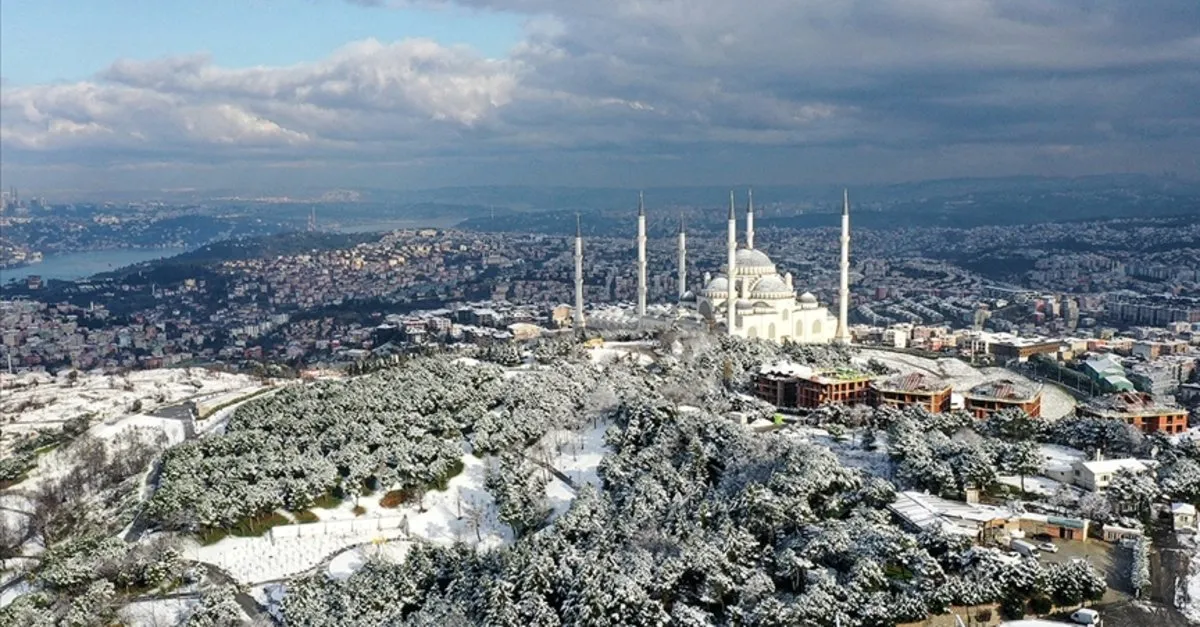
[574,214,585,330]
[746,188,755,250]
[677,213,687,300]
[835,189,852,344]
[636,191,647,317]
[726,190,737,333]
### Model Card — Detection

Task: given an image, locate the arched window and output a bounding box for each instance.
[795,319,805,337]
[782,309,789,321]
[812,320,822,336]
[747,327,758,339]
[768,323,776,340]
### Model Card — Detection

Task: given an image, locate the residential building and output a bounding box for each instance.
[1071,458,1150,492]
[1077,392,1190,435]
[963,379,1043,418]
[870,372,953,413]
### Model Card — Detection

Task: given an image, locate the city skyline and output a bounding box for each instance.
[2,0,1198,192]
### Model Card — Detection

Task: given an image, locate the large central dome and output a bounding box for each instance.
[728,248,776,276]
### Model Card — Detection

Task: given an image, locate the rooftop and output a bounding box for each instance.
[872,372,951,394]
[1077,458,1149,475]
[805,367,874,384]
[964,378,1042,402]
[888,491,1012,536]
[1081,391,1186,418]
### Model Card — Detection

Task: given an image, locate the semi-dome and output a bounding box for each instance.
[701,276,729,294]
[750,275,790,297]
[798,292,819,308]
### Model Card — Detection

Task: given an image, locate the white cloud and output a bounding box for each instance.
[1,0,1197,186]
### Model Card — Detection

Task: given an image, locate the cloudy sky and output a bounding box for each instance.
[1,0,1197,193]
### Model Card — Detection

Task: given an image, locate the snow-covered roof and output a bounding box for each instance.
[888,491,1012,533]
[758,361,814,378]
[1040,444,1086,472]
[1077,458,1148,475]
[1172,503,1197,515]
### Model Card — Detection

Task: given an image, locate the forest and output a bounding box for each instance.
[4,332,1198,626]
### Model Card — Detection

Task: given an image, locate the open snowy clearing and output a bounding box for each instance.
[997,474,1072,497]
[855,350,1076,419]
[588,341,656,366]
[327,541,412,580]
[117,597,202,627]
[543,420,609,490]
[1,368,255,429]
[783,427,893,479]
[193,453,511,584]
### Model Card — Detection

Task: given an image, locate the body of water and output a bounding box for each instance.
[2,247,192,283]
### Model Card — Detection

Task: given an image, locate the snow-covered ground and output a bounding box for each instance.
[997,474,1073,497]
[0,368,257,459]
[588,341,656,366]
[1179,535,1200,624]
[193,453,510,584]
[327,541,411,580]
[855,350,1076,419]
[783,427,893,478]
[541,419,609,517]
[546,420,609,489]
[0,580,36,608]
[117,597,200,626]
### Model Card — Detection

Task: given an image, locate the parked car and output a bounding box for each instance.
[1031,532,1053,542]
[1070,608,1101,625]
[1010,539,1040,559]
[1037,541,1059,553]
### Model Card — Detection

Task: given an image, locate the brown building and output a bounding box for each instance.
[986,336,1062,363]
[963,379,1043,418]
[1077,391,1190,435]
[871,373,953,413]
[795,369,874,408]
[753,366,873,409]
[755,371,799,409]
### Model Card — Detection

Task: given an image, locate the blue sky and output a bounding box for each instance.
[0,0,523,85]
[1,0,1197,193]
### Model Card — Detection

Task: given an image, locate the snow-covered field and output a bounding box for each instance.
[588,341,656,366]
[0,368,256,451]
[327,542,412,580]
[855,350,1076,419]
[784,427,893,478]
[193,453,511,584]
[117,597,200,626]
[541,420,610,520]
[1,368,255,427]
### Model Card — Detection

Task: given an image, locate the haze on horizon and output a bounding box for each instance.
[1,0,1198,194]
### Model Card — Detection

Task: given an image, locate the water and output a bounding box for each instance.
[1,247,192,283]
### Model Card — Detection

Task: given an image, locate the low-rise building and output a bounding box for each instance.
[1171,503,1197,531]
[752,363,874,409]
[1071,458,1150,492]
[870,372,953,413]
[963,379,1043,418]
[1077,392,1190,435]
[795,368,874,408]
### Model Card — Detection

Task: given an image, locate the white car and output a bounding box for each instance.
[1070,608,1101,625]
[1037,541,1059,553]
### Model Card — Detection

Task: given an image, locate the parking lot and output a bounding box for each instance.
[1032,535,1193,627]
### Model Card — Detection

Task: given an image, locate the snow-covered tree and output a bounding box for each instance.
[1106,468,1160,519]
[185,585,246,626]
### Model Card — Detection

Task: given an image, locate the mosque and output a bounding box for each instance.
[574,190,852,345]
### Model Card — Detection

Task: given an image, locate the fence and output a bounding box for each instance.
[269,514,409,542]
